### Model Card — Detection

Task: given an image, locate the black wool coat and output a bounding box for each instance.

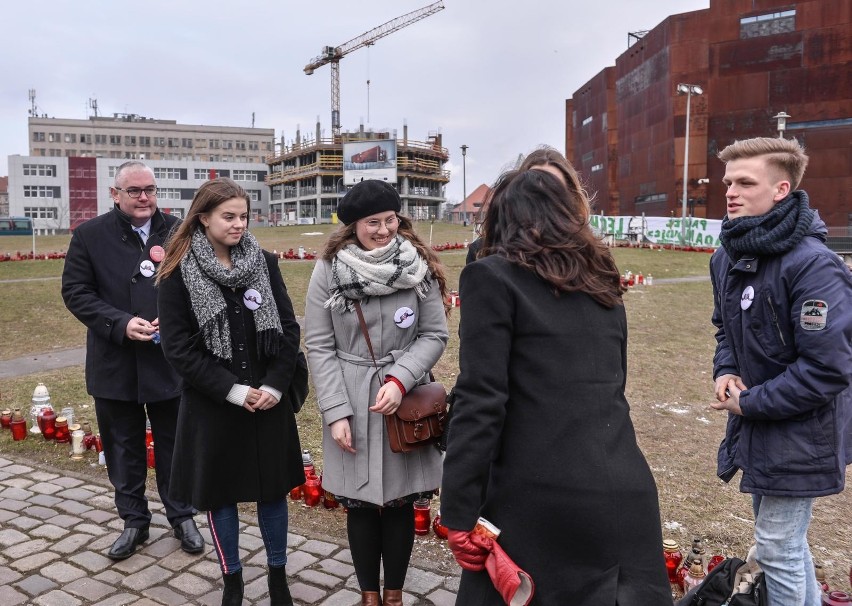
[441,256,671,606]
[158,251,305,510]
[62,207,181,403]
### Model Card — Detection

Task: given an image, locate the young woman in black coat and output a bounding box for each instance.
[441,156,672,605]
[156,178,305,606]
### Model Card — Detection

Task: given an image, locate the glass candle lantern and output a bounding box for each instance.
[94,434,103,453]
[413,498,431,536]
[53,416,70,443]
[663,539,683,584]
[10,409,28,441]
[146,442,155,469]
[29,382,51,434]
[432,510,449,540]
[824,592,851,605]
[60,406,74,427]
[683,559,706,593]
[289,485,302,501]
[815,563,829,593]
[71,428,86,459]
[319,476,339,508]
[707,554,725,573]
[303,476,321,507]
[1,408,12,428]
[38,407,56,440]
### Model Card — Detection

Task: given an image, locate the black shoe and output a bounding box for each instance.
[222,569,244,606]
[174,518,204,554]
[268,564,294,605]
[107,527,149,560]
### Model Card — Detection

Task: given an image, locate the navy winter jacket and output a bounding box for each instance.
[710,212,852,497]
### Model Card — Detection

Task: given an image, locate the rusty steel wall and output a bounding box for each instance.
[566,0,851,226]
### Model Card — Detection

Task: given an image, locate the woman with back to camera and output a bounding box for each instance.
[156,178,305,606]
[304,179,449,606]
[441,162,672,605]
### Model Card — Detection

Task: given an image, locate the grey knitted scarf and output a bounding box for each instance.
[325,235,430,313]
[181,228,282,360]
[719,191,815,261]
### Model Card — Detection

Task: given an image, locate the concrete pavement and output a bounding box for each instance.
[0,454,460,605]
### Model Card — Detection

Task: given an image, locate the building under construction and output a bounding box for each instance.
[266,122,449,224]
[566,0,851,228]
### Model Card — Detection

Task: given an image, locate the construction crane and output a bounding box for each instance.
[304,1,445,138]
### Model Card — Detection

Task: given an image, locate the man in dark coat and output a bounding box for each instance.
[62,161,203,560]
[710,137,852,605]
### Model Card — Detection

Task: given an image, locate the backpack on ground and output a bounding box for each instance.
[676,556,769,606]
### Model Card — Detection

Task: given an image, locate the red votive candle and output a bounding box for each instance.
[10,409,28,441]
[289,486,302,500]
[40,407,57,441]
[413,498,431,536]
[663,540,683,584]
[432,511,448,540]
[303,476,321,507]
[1,409,12,429]
[53,416,70,443]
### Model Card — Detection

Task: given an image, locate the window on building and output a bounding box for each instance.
[635,193,667,204]
[156,188,180,200]
[110,135,121,145]
[49,149,62,156]
[95,134,107,145]
[23,164,57,177]
[232,170,256,182]
[23,185,59,198]
[160,208,185,219]
[209,154,220,162]
[33,132,46,142]
[64,133,77,143]
[124,136,137,146]
[740,9,795,38]
[33,148,46,156]
[249,141,259,151]
[24,206,58,219]
[153,168,183,180]
[582,116,594,126]
[193,168,209,180]
[167,138,179,147]
[139,136,151,146]
[582,151,594,165]
[48,133,59,142]
[223,140,233,150]
[246,189,261,202]
[154,137,166,146]
[210,139,221,149]
[235,140,246,150]
[591,163,604,172]
[80,134,92,145]
[182,138,193,148]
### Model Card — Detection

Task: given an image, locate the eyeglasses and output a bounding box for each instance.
[361,216,399,231]
[115,186,157,198]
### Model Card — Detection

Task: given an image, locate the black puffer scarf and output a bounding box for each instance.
[719,191,815,261]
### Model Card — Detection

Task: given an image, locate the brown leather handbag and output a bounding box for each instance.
[354,301,448,453]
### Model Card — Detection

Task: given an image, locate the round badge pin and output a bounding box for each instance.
[741,285,755,310]
[149,245,165,263]
[139,260,155,278]
[394,306,416,328]
[243,288,262,310]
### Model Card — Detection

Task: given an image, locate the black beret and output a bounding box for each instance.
[337,179,401,225]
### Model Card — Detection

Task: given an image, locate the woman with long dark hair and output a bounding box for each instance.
[157,178,305,606]
[304,179,449,606]
[441,162,671,605]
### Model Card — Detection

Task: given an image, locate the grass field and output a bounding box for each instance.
[1,224,849,590]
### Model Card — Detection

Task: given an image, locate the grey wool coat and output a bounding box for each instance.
[304,258,448,506]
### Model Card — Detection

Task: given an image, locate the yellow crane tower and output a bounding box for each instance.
[304,1,445,138]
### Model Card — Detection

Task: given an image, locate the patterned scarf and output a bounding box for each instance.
[180,228,282,360]
[325,235,430,313]
[719,191,815,261]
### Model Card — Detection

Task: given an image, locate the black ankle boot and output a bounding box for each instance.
[268,564,293,605]
[222,569,244,606]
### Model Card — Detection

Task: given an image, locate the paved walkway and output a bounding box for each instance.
[0,453,460,605]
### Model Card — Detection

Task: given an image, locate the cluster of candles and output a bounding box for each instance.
[664,537,852,602]
[289,450,450,538]
[621,270,653,287]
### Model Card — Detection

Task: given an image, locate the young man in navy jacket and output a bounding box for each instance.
[710,137,852,605]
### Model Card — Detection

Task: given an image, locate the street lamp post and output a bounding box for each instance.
[773,111,791,138]
[676,83,703,246]
[460,144,469,230]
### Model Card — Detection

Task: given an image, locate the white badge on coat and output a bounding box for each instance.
[139,260,155,278]
[800,299,828,331]
[740,285,754,310]
[394,306,415,328]
[243,288,262,310]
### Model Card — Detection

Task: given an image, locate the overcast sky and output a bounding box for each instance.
[1,0,708,202]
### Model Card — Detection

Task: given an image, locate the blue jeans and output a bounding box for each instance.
[208,499,289,574]
[752,495,820,606]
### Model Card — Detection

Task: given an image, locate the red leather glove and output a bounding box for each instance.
[447,528,493,571]
[485,542,535,606]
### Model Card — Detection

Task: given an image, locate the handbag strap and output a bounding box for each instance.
[353,301,379,370]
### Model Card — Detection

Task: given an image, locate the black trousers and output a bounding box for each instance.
[94,396,194,529]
